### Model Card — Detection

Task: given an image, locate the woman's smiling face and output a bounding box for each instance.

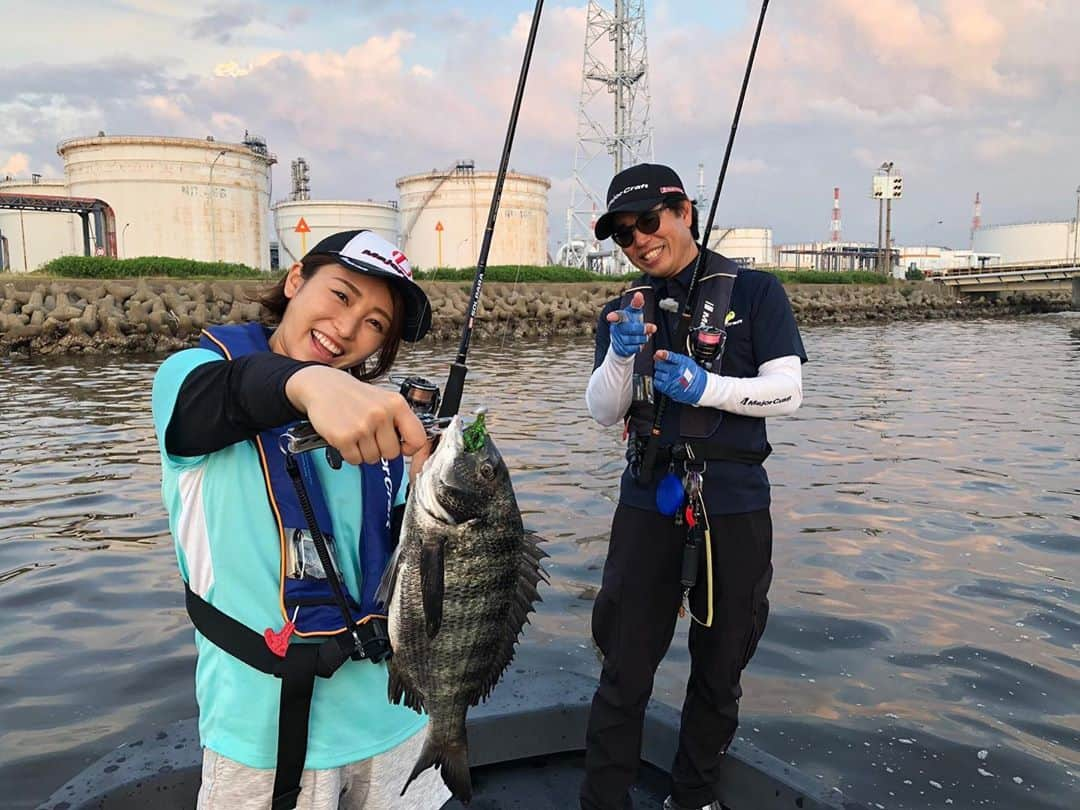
[268,262,395,369]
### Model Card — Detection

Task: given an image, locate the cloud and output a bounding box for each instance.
[732,158,770,175]
[1,1,1077,249]
[188,4,258,44]
[214,61,253,78]
[974,130,1061,161]
[142,94,189,122]
[1,152,31,175]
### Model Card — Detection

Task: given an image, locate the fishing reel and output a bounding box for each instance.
[689,326,727,372]
[398,376,440,420]
[396,375,452,439]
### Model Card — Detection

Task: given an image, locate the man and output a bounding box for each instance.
[580,164,806,810]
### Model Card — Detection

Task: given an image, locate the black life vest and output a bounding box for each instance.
[623,253,740,440]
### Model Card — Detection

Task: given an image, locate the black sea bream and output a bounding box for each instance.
[377,413,547,802]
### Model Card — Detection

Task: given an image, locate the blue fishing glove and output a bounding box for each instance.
[652,351,708,405]
[607,301,649,358]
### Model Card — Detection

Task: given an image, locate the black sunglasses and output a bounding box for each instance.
[610,205,664,248]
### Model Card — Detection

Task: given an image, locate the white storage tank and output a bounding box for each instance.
[706,226,773,266]
[0,176,80,272]
[57,134,276,268]
[973,221,1076,264]
[272,200,399,266]
[397,167,549,269]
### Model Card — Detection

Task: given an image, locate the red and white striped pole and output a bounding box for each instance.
[831,186,841,243]
[970,192,981,250]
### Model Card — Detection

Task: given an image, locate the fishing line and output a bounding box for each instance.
[498,263,526,354]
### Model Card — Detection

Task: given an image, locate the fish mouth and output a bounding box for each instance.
[413,416,464,525]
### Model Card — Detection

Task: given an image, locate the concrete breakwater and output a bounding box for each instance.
[0,276,1070,356]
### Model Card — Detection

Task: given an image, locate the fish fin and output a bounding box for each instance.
[388,660,427,713]
[421,536,445,639]
[400,734,472,803]
[465,530,548,707]
[375,539,404,608]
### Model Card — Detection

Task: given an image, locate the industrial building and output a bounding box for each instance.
[706,226,772,267]
[273,199,399,267]
[59,134,276,268]
[973,221,1079,264]
[397,163,550,269]
[896,246,999,276]
[0,176,79,272]
[774,242,880,271]
[0,133,276,272]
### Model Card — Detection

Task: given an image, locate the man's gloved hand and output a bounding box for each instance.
[653,350,708,405]
[606,291,654,358]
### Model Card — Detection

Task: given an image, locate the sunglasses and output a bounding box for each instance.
[610,205,664,248]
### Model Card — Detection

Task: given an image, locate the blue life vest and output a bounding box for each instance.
[199,323,402,636]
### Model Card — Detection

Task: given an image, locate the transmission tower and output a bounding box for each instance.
[564,0,653,271]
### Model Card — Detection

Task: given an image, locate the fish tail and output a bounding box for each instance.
[400,734,472,803]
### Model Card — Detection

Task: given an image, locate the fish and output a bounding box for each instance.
[376,410,547,803]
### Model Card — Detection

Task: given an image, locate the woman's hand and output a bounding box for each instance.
[285,366,427,465]
[408,439,434,486]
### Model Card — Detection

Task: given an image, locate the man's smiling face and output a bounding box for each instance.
[614,200,698,278]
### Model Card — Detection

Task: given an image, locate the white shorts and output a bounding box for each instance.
[196,729,452,810]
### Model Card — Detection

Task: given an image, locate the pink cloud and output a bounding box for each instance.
[1,152,30,175]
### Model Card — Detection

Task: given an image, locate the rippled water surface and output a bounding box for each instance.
[2,315,1078,809]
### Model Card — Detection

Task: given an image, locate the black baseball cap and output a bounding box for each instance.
[594,163,688,241]
[305,229,431,342]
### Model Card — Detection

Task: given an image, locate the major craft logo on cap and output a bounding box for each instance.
[594,163,688,241]
[341,232,414,280]
[609,182,650,206]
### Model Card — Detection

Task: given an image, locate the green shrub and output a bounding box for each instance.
[38,255,265,279]
[905,266,925,281]
[769,269,890,285]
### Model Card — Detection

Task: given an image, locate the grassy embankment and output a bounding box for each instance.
[16,256,893,286]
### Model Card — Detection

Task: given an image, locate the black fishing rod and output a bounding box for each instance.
[284,1,544,456]
[437,0,545,420]
[638,0,770,484]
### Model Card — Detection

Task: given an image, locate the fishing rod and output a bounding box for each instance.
[437,0,545,420]
[283,1,544,456]
[637,0,770,484]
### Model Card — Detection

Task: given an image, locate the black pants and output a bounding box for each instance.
[580,504,773,810]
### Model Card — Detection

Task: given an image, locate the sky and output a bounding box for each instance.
[3,0,1079,253]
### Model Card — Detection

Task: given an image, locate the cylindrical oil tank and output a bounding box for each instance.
[0,177,80,272]
[707,226,773,266]
[58,134,276,268]
[397,169,549,269]
[272,200,399,266]
[973,221,1076,264]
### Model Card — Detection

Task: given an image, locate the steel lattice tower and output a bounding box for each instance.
[564,0,653,271]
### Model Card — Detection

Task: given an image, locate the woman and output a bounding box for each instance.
[152,230,449,810]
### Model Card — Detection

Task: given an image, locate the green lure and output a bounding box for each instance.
[462,411,488,453]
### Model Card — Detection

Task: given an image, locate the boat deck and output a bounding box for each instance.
[40,666,864,809]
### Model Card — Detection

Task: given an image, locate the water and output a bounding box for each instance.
[1,315,1077,809]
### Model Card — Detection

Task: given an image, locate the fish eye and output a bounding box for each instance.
[479,462,495,480]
